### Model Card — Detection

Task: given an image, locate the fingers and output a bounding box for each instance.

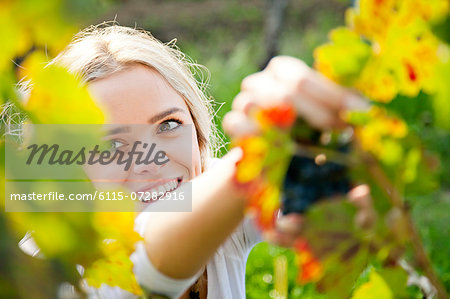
[233,56,368,131]
[240,72,292,109]
[206,146,244,175]
[263,213,304,248]
[348,184,371,209]
[265,56,370,112]
[355,209,377,230]
[231,92,258,115]
[348,184,377,229]
[237,77,344,130]
[291,93,346,129]
[276,213,304,235]
[221,146,244,163]
[264,229,299,248]
[222,111,260,138]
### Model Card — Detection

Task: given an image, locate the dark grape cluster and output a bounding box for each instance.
[281,155,351,215]
[281,125,351,215]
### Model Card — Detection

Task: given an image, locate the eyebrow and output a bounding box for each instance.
[148,107,186,124]
[105,126,131,136]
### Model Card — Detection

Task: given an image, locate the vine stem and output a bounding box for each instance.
[355,143,448,299]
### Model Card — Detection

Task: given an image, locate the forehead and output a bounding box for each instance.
[88,64,189,124]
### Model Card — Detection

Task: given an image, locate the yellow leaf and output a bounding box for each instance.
[0,8,31,72]
[378,139,403,166]
[352,270,393,299]
[93,212,142,252]
[84,242,143,295]
[403,148,421,183]
[22,52,104,124]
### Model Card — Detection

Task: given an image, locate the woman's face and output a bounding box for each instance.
[85,64,202,195]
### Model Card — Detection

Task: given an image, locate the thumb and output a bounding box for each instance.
[221,146,244,165]
[203,146,243,176]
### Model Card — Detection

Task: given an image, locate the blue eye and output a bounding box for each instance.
[157,120,181,133]
[109,140,126,152]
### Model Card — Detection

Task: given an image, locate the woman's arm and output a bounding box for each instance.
[143,147,247,279]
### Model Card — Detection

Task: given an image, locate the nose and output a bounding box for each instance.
[131,142,166,175]
[132,158,163,175]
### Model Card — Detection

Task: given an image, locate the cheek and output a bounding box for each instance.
[157,127,202,180]
[83,164,130,190]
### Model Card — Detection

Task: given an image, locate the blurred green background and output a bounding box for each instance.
[81,1,446,297]
[3,0,448,297]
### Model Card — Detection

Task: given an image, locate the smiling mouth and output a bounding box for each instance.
[137,176,183,202]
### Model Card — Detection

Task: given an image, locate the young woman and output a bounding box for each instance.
[24,24,371,298]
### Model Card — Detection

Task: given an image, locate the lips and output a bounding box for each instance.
[136,176,183,202]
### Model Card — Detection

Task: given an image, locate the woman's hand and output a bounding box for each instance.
[223,56,369,137]
[223,56,374,248]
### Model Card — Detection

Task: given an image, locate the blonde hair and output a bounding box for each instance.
[47,23,220,171]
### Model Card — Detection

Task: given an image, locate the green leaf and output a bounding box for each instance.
[432,58,450,130]
[301,200,372,299]
[377,267,409,298]
[431,14,450,44]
